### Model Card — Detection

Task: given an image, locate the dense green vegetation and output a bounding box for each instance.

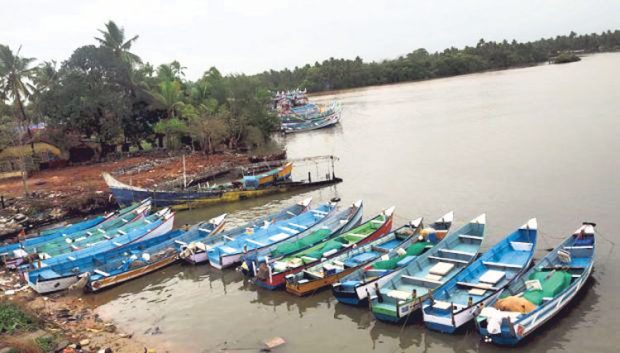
[0,301,38,334]
[1,21,277,158]
[256,30,620,92]
[553,52,581,64]
[2,27,620,161]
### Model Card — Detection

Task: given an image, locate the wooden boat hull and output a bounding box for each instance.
[209,204,338,269]
[25,215,175,294]
[476,224,595,345]
[286,265,359,296]
[27,273,83,294]
[88,255,179,292]
[333,269,403,306]
[105,171,342,209]
[333,226,450,306]
[179,199,311,266]
[422,219,537,333]
[255,212,392,289]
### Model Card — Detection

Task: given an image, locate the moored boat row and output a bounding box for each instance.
[1,196,596,346]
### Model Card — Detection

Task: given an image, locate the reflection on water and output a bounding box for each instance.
[95,53,619,353]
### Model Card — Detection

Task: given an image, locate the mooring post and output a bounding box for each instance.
[0,195,4,209]
[308,171,311,182]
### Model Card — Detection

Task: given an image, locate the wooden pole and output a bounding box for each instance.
[182,154,187,189]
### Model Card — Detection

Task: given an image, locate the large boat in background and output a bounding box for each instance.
[103,158,343,210]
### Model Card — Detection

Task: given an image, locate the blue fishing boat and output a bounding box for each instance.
[3,199,152,269]
[179,198,312,265]
[0,199,150,260]
[369,214,485,323]
[285,219,414,296]
[23,210,175,273]
[422,219,537,333]
[243,200,364,287]
[281,108,341,134]
[476,222,595,345]
[333,211,454,306]
[88,214,227,291]
[26,214,225,294]
[254,207,395,290]
[207,203,337,269]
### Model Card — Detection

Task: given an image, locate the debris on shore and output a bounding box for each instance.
[1,269,154,353]
[0,151,265,239]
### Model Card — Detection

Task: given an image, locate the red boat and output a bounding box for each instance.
[253,207,395,290]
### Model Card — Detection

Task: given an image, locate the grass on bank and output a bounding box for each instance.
[0,301,58,353]
[0,301,37,334]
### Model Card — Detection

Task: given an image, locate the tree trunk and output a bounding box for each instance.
[20,156,29,197]
[15,92,32,198]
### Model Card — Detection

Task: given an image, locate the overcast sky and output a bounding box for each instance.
[2,0,619,79]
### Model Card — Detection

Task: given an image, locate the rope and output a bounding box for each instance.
[594,227,615,273]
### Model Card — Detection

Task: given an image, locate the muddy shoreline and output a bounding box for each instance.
[1,268,157,352]
[0,150,283,352]
[0,151,268,240]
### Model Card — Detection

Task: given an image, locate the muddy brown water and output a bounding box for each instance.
[93,53,619,353]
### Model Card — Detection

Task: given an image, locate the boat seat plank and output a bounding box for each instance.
[246,239,266,247]
[456,281,499,291]
[564,246,594,250]
[402,274,442,285]
[279,226,297,234]
[428,255,469,264]
[289,223,308,230]
[174,240,187,246]
[483,261,523,269]
[94,269,110,277]
[459,234,484,241]
[438,248,476,256]
[199,227,212,233]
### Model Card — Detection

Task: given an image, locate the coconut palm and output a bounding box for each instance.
[95,20,142,65]
[0,44,37,196]
[0,44,36,128]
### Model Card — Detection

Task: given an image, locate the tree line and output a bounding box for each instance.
[255,30,620,92]
[0,21,278,159]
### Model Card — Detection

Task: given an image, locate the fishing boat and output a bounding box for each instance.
[0,200,150,259]
[253,207,395,290]
[25,210,175,270]
[103,162,342,210]
[282,109,341,134]
[422,218,537,334]
[2,199,152,269]
[286,217,416,296]
[476,222,595,346]
[245,200,364,288]
[25,211,183,294]
[369,214,485,323]
[179,198,312,265]
[88,214,227,292]
[207,203,338,269]
[333,211,454,306]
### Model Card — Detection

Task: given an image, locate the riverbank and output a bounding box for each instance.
[1,269,156,352]
[0,151,255,239]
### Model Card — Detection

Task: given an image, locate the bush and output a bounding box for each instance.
[0,301,38,334]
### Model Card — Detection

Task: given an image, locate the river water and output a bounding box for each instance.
[94,53,619,353]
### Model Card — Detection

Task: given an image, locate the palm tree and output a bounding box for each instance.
[0,45,36,128]
[150,80,185,148]
[0,44,37,196]
[95,20,142,65]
